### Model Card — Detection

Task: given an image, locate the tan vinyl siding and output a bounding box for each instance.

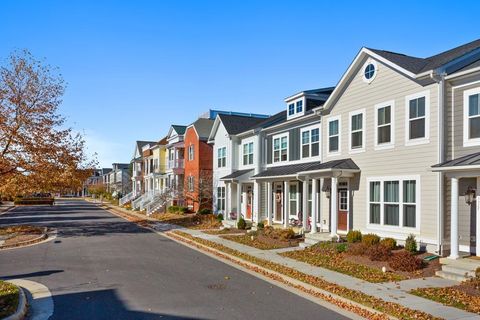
[323,58,439,244]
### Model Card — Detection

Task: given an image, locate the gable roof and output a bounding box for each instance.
[190,118,215,140]
[218,114,268,135]
[171,125,187,135]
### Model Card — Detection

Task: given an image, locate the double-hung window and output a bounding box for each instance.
[296,100,303,113]
[289,183,298,217]
[273,135,288,163]
[188,176,194,192]
[405,91,429,145]
[288,103,295,116]
[349,109,365,151]
[464,88,480,146]
[368,177,418,229]
[217,186,225,212]
[188,145,194,161]
[375,101,394,149]
[301,127,320,158]
[217,147,226,168]
[243,142,254,165]
[328,117,340,154]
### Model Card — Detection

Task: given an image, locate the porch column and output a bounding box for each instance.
[226,183,232,219]
[311,178,318,234]
[284,181,289,228]
[236,182,242,222]
[477,177,480,257]
[253,181,260,223]
[302,178,309,231]
[330,176,338,237]
[449,177,459,259]
[267,182,273,226]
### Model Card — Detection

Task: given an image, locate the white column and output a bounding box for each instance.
[302,178,309,231]
[311,178,318,234]
[449,177,459,259]
[236,183,242,222]
[476,177,480,257]
[330,176,338,237]
[253,181,260,223]
[284,181,289,228]
[267,182,273,226]
[226,183,231,219]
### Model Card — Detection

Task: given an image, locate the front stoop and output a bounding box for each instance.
[300,232,331,248]
[436,257,480,282]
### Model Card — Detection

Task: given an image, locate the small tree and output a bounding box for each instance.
[184,170,213,213]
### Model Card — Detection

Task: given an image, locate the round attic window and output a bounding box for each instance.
[362,60,377,83]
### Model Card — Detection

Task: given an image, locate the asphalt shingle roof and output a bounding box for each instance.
[432,152,480,168]
[192,118,214,140]
[252,159,359,178]
[219,114,267,135]
[220,169,253,180]
[171,125,187,135]
[368,39,480,74]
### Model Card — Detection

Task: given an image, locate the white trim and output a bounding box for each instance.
[374,100,395,150]
[288,181,299,218]
[348,108,366,153]
[216,146,227,169]
[366,175,421,234]
[362,59,378,84]
[287,97,306,120]
[241,138,255,167]
[272,132,289,164]
[326,115,341,157]
[405,90,430,146]
[463,87,480,147]
[300,123,322,160]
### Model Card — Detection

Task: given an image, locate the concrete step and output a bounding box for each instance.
[439,257,480,270]
[442,265,477,277]
[299,242,312,249]
[435,270,468,282]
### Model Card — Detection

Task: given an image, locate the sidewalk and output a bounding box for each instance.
[0,201,14,215]
[95,201,480,320]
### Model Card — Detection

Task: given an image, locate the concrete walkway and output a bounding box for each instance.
[99,202,480,320]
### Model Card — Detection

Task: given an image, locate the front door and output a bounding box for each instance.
[338,188,348,231]
[246,185,253,220]
[275,183,283,221]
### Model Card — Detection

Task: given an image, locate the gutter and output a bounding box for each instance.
[430,70,446,255]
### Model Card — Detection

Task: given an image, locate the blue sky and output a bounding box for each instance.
[1,0,479,167]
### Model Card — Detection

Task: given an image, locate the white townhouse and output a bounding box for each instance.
[315,39,480,258]
[165,125,187,205]
[207,112,269,220]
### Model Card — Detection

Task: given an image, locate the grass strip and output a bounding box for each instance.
[0,280,19,318]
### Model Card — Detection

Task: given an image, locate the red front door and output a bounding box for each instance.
[275,183,283,221]
[338,188,348,231]
[246,185,253,220]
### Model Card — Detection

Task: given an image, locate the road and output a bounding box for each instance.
[0,199,351,319]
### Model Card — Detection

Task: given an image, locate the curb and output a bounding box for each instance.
[0,227,49,250]
[4,283,27,320]
[0,206,16,216]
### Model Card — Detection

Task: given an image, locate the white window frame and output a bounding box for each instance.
[188,144,194,161]
[288,181,299,218]
[362,59,378,84]
[366,175,420,233]
[300,124,321,159]
[286,97,306,120]
[242,141,254,166]
[463,87,480,147]
[272,132,289,163]
[217,147,226,168]
[348,109,366,153]
[217,186,226,213]
[188,175,194,192]
[374,100,395,150]
[326,115,341,156]
[405,90,430,146]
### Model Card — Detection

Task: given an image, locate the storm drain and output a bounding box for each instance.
[207,284,226,290]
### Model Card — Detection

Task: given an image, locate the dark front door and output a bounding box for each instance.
[275,183,283,222]
[338,188,348,231]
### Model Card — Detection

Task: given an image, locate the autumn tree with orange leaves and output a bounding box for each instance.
[0,50,96,196]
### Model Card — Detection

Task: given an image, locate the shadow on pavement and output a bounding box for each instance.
[1,269,64,280]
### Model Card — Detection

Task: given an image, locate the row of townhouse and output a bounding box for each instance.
[120,39,480,259]
[82,164,131,197]
[209,39,480,260]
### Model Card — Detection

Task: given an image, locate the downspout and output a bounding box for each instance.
[430,70,446,255]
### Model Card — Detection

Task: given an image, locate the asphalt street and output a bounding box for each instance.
[0,199,351,319]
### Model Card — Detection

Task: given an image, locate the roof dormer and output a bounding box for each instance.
[286,97,305,120]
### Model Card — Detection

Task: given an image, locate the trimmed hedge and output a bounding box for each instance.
[14,198,54,205]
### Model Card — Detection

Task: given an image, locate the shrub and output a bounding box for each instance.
[404,234,417,253]
[380,238,397,250]
[216,213,224,221]
[336,243,348,253]
[367,244,392,261]
[476,267,480,279]
[278,228,295,240]
[257,222,264,229]
[362,233,380,247]
[197,208,211,215]
[14,197,54,205]
[346,242,368,256]
[179,206,189,214]
[346,230,362,243]
[167,205,179,213]
[237,218,247,230]
[388,251,423,272]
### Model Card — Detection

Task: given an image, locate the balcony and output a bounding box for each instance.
[168,159,184,175]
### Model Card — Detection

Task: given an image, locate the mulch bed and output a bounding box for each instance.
[0,281,19,318]
[150,212,222,230]
[203,228,247,235]
[0,225,47,249]
[222,233,302,250]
